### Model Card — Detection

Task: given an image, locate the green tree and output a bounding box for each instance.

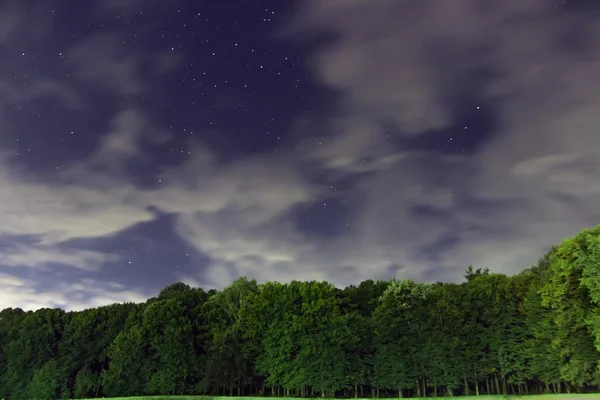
[372,279,432,397]
[201,277,258,395]
[102,322,152,396]
[73,367,98,399]
[27,360,70,400]
[144,298,197,395]
[59,302,135,396]
[0,308,26,399]
[3,225,600,398]
[540,226,600,388]
[1,308,65,398]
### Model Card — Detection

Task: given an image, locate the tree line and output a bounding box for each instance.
[1,226,600,399]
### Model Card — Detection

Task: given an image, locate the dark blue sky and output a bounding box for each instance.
[1,0,599,311]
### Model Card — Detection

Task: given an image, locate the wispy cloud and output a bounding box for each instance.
[285,0,600,279]
[0,273,147,311]
[0,243,118,271]
[68,33,146,96]
[168,0,600,288]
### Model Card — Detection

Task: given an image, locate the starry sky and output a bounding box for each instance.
[1,0,599,311]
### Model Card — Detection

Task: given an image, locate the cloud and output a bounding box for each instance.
[0,243,118,271]
[0,273,148,311]
[88,108,170,171]
[297,116,408,173]
[67,33,181,97]
[282,0,600,280]
[163,0,600,290]
[147,145,324,287]
[0,4,20,44]
[0,173,153,243]
[0,3,80,111]
[0,1,54,45]
[0,80,83,109]
[3,0,600,311]
[0,109,162,283]
[143,0,600,288]
[68,33,146,96]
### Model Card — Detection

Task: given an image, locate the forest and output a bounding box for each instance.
[1,225,599,400]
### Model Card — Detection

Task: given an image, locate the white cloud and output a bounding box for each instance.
[0,159,154,244]
[148,146,325,287]
[88,108,170,170]
[153,148,320,215]
[0,108,174,247]
[0,109,162,280]
[0,244,118,271]
[0,273,148,311]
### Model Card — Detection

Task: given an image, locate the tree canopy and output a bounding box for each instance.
[1,226,600,399]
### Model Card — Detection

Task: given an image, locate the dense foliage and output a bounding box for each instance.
[1,226,600,399]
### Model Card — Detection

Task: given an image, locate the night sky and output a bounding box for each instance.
[1,0,599,311]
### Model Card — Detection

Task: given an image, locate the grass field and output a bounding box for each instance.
[82,394,600,400]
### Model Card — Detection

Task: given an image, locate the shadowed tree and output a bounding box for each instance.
[201,277,258,395]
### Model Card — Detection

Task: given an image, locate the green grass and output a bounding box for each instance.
[81,394,600,400]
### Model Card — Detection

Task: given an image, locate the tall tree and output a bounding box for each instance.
[201,277,258,395]
[540,226,600,388]
[372,279,432,397]
[101,304,153,397]
[1,308,66,399]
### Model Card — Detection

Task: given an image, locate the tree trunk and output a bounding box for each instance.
[447,386,453,396]
[486,378,490,395]
[475,380,479,396]
[494,374,500,394]
[94,358,106,398]
[463,376,469,396]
